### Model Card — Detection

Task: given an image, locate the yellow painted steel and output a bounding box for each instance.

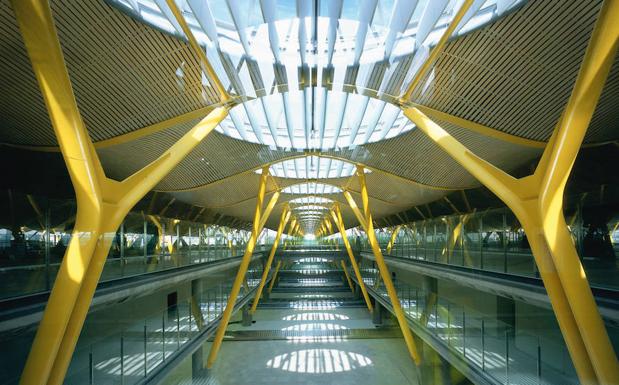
[268,260,283,293]
[166,0,229,102]
[401,0,473,101]
[95,104,233,148]
[330,205,373,312]
[342,191,369,229]
[341,260,355,292]
[536,2,619,381]
[414,104,545,149]
[401,2,619,381]
[250,207,291,313]
[13,1,229,384]
[207,168,273,368]
[325,217,334,235]
[386,225,402,254]
[349,165,421,365]
[258,192,281,230]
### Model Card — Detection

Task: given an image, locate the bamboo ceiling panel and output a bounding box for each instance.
[98,130,300,190]
[347,119,542,189]
[412,0,606,142]
[51,0,219,142]
[0,1,55,145]
[586,51,619,143]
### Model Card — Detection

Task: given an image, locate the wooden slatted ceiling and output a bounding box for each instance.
[0,1,55,145]
[413,0,610,143]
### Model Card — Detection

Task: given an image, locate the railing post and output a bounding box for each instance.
[144,323,148,377]
[120,332,124,385]
[143,219,148,264]
[482,319,485,371]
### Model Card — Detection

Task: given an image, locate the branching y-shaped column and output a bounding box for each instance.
[207,168,279,367]
[386,225,402,255]
[12,1,231,384]
[341,260,355,292]
[330,205,373,312]
[250,207,292,313]
[401,2,619,382]
[343,169,421,365]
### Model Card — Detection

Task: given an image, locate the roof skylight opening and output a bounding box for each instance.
[294,205,329,211]
[295,211,324,216]
[282,183,343,195]
[289,196,334,205]
[214,90,416,151]
[257,156,369,179]
[109,0,526,157]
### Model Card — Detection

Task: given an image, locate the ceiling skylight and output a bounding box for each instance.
[289,196,334,205]
[294,205,330,211]
[214,89,415,150]
[258,156,367,179]
[109,0,526,151]
[282,183,342,195]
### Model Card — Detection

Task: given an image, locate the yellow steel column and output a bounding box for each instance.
[250,208,291,313]
[258,192,282,231]
[330,206,373,312]
[386,225,402,254]
[536,2,619,381]
[268,260,283,293]
[166,0,229,102]
[405,105,600,382]
[13,1,229,384]
[14,1,103,381]
[207,167,273,368]
[349,165,421,365]
[341,260,355,292]
[402,2,619,380]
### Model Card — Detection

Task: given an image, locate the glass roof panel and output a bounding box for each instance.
[282,183,343,195]
[258,156,367,179]
[213,88,418,151]
[294,205,329,211]
[289,196,334,205]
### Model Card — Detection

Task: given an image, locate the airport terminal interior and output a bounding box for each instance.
[1,0,618,384]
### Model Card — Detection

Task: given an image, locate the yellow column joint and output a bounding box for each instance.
[386,225,402,254]
[207,168,272,368]
[250,206,291,313]
[331,205,373,313]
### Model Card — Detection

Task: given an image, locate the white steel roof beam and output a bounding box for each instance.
[187,0,219,47]
[297,0,312,65]
[260,0,281,62]
[226,0,252,54]
[415,0,450,46]
[348,97,370,146]
[326,0,344,66]
[354,0,378,64]
[384,0,418,59]
[362,101,387,143]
